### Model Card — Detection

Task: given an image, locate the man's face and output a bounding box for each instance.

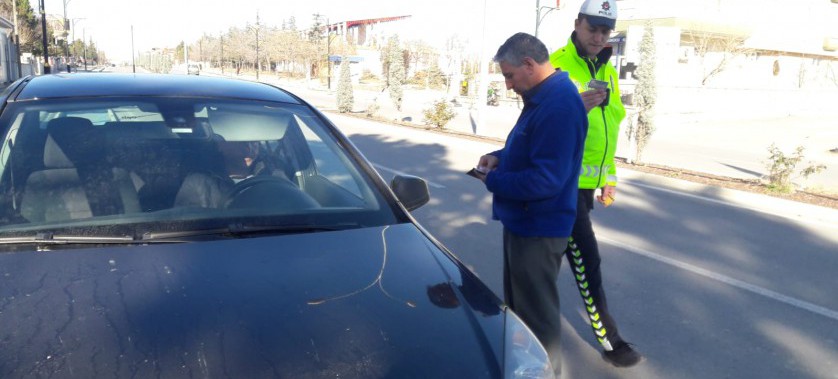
[499,59,534,95]
[574,17,612,58]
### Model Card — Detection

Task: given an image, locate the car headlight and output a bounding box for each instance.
[503,309,554,379]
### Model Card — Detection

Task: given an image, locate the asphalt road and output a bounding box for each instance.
[325,112,838,379]
[95,66,838,377]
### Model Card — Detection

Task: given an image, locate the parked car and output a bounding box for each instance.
[0,73,552,378]
[187,63,201,75]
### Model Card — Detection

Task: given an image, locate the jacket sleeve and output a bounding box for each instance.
[485,103,582,201]
[606,165,618,187]
[605,65,623,188]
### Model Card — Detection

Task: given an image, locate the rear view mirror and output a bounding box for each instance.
[390,175,430,211]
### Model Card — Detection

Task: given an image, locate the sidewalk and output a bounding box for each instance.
[203,69,838,195]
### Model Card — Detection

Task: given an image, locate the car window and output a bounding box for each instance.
[0,98,397,236]
[37,104,165,128]
[295,115,363,198]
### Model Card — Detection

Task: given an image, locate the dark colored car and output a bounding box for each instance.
[0,74,552,378]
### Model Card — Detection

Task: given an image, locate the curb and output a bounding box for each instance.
[324,108,838,225]
[214,74,837,225]
[618,168,838,226]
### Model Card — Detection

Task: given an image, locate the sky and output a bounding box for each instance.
[43,0,581,63]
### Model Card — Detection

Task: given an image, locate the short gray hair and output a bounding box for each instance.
[493,33,549,67]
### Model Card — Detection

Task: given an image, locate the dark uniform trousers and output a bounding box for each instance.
[566,188,624,351]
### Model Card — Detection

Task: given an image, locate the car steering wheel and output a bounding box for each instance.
[224,175,320,211]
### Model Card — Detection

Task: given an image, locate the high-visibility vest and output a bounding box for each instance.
[550,38,626,189]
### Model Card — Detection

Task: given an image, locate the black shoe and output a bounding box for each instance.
[602,341,644,367]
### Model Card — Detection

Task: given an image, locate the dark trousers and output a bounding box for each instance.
[565,188,624,351]
[503,229,567,376]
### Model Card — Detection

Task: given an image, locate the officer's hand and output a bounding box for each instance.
[597,185,617,207]
[580,89,607,113]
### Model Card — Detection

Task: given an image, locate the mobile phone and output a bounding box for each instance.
[587,79,610,106]
[466,166,487,179]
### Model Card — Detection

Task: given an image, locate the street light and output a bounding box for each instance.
[535,0,562,38]
[313,14,336,89]
[70,18,85,71]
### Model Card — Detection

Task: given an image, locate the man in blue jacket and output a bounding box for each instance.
[473,32,587,376]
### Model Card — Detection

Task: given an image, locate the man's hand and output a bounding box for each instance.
[478,155,499,171]
[473,155,500,183]
[580,89,607,113]
[597,185,617,207]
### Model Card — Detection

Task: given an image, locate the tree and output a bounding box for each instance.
[2,0,41,55]
[630,21,657,163]
[404,39,435,82]
[688,31,751,85]
[385,36,405,111]
[336,57,354,113]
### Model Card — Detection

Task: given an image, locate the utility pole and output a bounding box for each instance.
[220,32,224,75]
[255,11,261,81]
[39,0,50,73]
[131,25,136,73]
[13,0,22,77]
[326,17,331,90]
[62,0,70,72]
[70,18,84,71]
[82,28,86,71]
[476,0,489,135]
[312,13,332,89]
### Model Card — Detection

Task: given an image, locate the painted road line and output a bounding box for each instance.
[600,236,838,322]
[624,179,838,229]
[372,164,446,189]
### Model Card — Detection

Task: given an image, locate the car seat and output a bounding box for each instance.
[20,117,141,223]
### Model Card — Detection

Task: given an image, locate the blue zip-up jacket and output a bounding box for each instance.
[485,71,588,237]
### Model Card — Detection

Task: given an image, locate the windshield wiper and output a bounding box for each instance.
[140,222,361,241]
[0,232,137,246]
[0,223,362,246]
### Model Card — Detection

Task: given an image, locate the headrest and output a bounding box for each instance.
[44,117,104,168]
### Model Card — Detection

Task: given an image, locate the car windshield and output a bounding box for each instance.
[0,97,398,238]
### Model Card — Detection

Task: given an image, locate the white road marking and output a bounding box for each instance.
[624,180,838,229]
[600,236,838,322]
[372,164,446,189]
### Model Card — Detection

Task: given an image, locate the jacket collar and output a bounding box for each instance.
[569,32,613,71]
[522,70,563,105]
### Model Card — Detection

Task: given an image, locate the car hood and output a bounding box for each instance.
[0,224,504,378]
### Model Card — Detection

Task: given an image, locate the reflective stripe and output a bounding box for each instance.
[567,237,613,351]
[579,164,609,178]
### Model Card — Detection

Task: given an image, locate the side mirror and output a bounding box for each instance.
[390,175,430,211]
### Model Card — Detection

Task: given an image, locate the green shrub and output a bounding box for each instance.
[764,144,826,193]
[422,99,456,129]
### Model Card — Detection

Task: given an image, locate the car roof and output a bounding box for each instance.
[11,73,302,104]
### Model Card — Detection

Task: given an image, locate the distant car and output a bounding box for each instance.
[0,73,553,378]
[187,63,201,75]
